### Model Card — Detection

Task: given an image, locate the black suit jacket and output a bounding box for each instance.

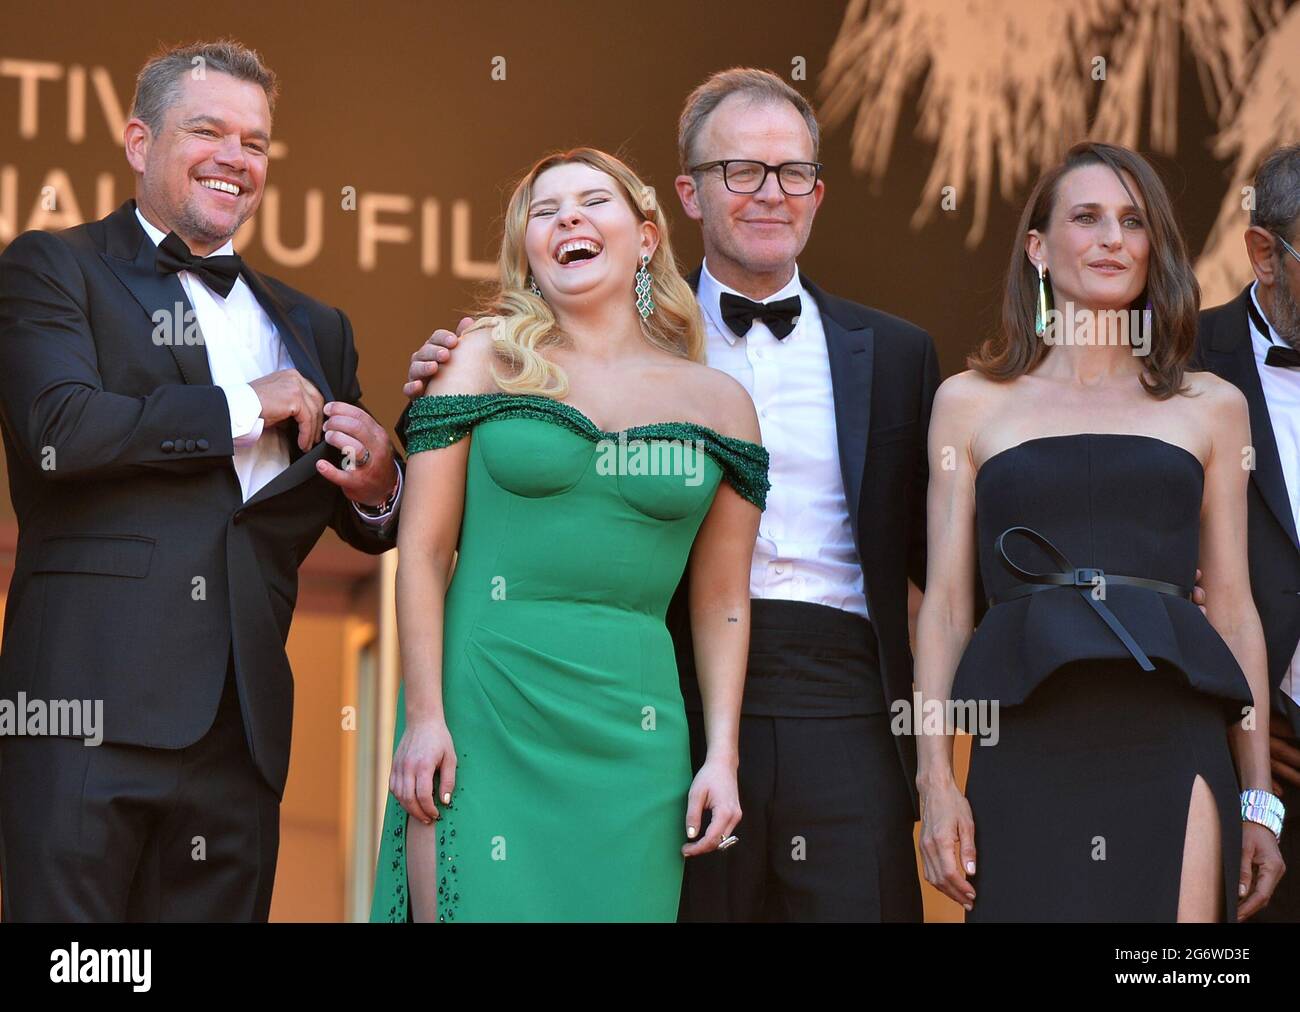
[670,266,940,815]
[0,199,399,798]
[1196,285,1300,737]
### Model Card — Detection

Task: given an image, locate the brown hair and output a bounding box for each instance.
[131,39,279,133]
[968,142,1198,399]
[677,67,819,173]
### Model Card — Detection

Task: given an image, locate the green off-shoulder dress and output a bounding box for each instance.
[369,392,769,922]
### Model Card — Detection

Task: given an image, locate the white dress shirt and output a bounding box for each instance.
[697,257,870,620]
[1249,282,1300,707]
[135,208,398,519]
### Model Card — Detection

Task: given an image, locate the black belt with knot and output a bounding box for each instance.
[988,526,1192,673]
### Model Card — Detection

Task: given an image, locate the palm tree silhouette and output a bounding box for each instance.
[818,0,1293,302]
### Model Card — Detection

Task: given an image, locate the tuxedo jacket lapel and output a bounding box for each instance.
[1207,286,1300,553]
[100,201,214,388]
[240,266,334,405]
[235,272,340,508]
[802,273,874,543]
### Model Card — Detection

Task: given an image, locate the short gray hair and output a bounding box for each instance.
[677,67,819,173]
[1250,144,1300,243]
[131,39,279,134]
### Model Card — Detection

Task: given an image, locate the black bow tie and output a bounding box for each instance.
[1265,345,1300,368]
[719,292,802,340]
[1247,295,1300,368]
[155,230,244,298]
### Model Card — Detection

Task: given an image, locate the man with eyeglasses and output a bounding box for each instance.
[1197,143,1300,921]
[403,68,936,922]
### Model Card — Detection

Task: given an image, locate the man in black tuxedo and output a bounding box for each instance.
[0,40,403,921]
[404,68,935,921]
[1196,144,1300,921]
[664,69,932,922]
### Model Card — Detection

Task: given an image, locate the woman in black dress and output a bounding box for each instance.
[916,142,1286,921]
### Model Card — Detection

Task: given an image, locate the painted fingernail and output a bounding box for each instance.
[442,793,451,804]
[687,826,697,839]
[966,861,976,874]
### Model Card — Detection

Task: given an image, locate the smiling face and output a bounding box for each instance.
[675,92,823,289]
[524,161,657,307]
[1028,163,1151,312]
[125,70,271,254]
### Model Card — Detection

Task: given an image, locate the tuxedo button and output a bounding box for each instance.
[184,439,197,452]
[161,440,174,452]
[197,438,210,451]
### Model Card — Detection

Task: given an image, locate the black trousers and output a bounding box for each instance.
[0,662,280,922]
[678,600,921,922]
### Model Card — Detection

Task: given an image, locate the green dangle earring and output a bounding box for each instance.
[634,254,654,319]
[1034,261,1052,338]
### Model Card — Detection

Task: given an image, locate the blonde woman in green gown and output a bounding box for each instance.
[369,148,769,922]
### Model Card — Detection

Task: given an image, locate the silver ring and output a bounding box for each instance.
[718,834,739,851]
[358,447,372,468]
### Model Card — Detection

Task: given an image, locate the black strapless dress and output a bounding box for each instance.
[953,433,1254,922]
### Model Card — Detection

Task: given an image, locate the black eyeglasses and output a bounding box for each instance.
[1273,231,1300,266]
[689,159,823,196]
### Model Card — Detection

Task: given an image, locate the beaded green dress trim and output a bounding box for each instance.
[406,392,771,510]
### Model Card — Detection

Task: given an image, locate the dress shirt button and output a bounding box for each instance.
[197,438,209,451]
[184,439,197,452]
[774,565,785,575]
[160,440,174,453]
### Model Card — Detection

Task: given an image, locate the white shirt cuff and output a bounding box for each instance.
[354,463,402,525]
[223,383,265,446]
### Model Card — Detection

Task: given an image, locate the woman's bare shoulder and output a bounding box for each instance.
[933,368,1006,426]
[661,358,760,443]
[1182,367,1243,403]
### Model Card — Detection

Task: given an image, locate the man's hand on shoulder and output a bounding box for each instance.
[404,316,476,399]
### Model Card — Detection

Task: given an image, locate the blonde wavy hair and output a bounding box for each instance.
[468,148,705,397]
